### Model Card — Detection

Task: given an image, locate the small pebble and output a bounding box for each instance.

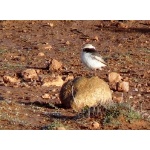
[42,93,50,99]
[51,96,56,99]
[66,41,70,45]
[48,23,54,27]
[134,88,138,92]
[129,96,133,99]
[91,121,100,129]
[118,81,129,92]
[94,36,99,41]
[108,72,122,83]
[38,52,45,57]
[52,89,56,92]
[56,127,66,130]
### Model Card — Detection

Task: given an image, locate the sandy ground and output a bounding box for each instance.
[0,20,150,129]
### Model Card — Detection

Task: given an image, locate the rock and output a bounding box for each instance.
[44,44,52,50]
[109,82,118,91]
[64,75,74,82]
[42,75,64,87]
[86,39,90,42]
[49,23,54,27]
[118,81,129,92]
[20,56,26,61]
[47,22,54,27]
[3,75,20,84]
[0,77,4,86]
[137,94,141,97]
[108,72,122,83]
[42,93,50,99]
[66,41,70,45]
[116,22,128,28]
[108,72,123,91]
[59,76,113,112]
[6,90,11,94]
[35,69,41,74]
[49,59,62,71]
[56,127,66,130]
[12,55,26,61]
[20,82,30,88]
[94,36,99,41]
[21,69,38,81]
[38,52,45,57]
[90,121,100,129]
[123,77,129,82]
[134,88,138,92]
[129,95,133,99]
[112,92,124,103]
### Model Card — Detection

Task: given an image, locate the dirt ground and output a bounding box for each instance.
[0,20,150,130]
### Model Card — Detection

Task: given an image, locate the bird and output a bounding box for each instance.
[81,44,106,76]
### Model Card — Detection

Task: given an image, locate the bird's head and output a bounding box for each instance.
[83,44,95,49]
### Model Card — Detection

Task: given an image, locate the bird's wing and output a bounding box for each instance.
[91,54,106,65]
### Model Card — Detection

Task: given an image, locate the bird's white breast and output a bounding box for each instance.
[81,52,106,70]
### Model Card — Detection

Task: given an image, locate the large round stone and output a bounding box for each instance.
[59,76,113,112]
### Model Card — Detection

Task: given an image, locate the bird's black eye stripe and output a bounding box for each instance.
[83,48,96,53]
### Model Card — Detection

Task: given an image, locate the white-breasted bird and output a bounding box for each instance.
[81,44,106,75]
